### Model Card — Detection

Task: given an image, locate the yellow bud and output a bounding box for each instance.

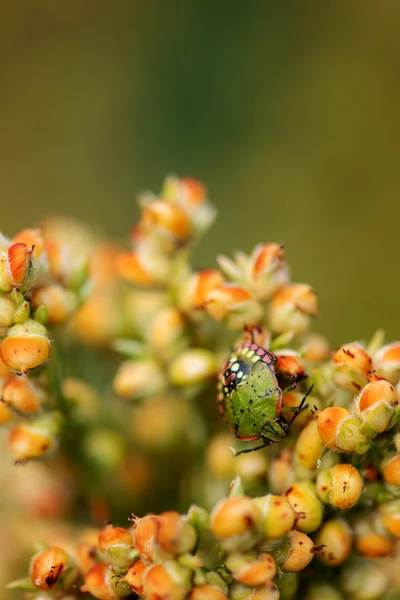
[255,494,296,539]
[294,419,323,473]
[169,349,218,386]
[281,531,316,572]
[2,375,42,414]
[225,551,276,586]
[189,584,228,600]
[0,296,15,327]
[331,343,372,392]
[143,562,192,600]
[286,482,324,533]
[113,359,166,399]
[0,319,51,373]
[269,284,317,334]
[316,519,352,566]
[81,563,120,600]
[374,341,400,384]
[8,413,59,463]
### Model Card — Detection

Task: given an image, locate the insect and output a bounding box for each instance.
[217,327,312,455]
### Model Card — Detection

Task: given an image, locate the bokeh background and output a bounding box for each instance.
[1,1,400,346]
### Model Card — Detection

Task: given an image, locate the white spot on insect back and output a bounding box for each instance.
[237,371,243,379]
[231,363,239,372]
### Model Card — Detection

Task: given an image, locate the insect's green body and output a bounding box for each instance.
[217,334,309,454]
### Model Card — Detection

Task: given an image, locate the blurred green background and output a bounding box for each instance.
[1,1,399,346]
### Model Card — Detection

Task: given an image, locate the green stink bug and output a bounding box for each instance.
[217,328,311,455]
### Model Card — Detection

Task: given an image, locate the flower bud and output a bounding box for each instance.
[13,228,45,258]
[169,348,218,386]
[374,341,400,384]
[249,243,289,301]
[331,343,372,392]
[281,531,317,572]
[285,482,323,533]
[143,562,192,600]
[131,515,161,562]
[31,285,78,325]
[156,511,197,556]
[378,499,400,537]
[0,296,15,327]
[268,448,295,494]
[225,551,276,586]
[98,524,135,572]
[300,333,330,363]
[316,407,370,454]
[30,546,75,591]
[355,373,399,437]
[206,433,236,480]
[2,375,42,414]
[204,283,263,329]
[382,454,400,486]
[113,359,166,400]
[178,269,225,314]
[0,242,37,292]
[116,249,170,287]
[294,420,323,475]
[210,496,261,551]
[269,284,317,334]
[254,494,296,540]
[275,351,306,383]
[0,320,51,373]
[124,560,146,596]
[81,563,122,600]
[316,464,363,509]
[315,519,352,566]
[147,307,186,358]
[235,452,269,484]
[8,413,59,462]
[316,407,350,448]
[75,542,97,575]
[189,584,228,600]
[141,199,192,243]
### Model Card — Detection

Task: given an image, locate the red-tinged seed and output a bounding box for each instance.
[210,497,260,538]
[116,251,155,286]
[30,547,70,591]
[157,511,196,555]
[81,563,118,600]
[7,242,33,287]
[316,407,350,448]
[98,523,133,551]
[75,542,97,575]
[356,533,395,558]
[332,343,372,373]
[143,563,191,600]
[2,376,41,414]
[131,515,161,562]
[125,561,146,596]
[189,584,228,600]
[8,423,54,462]
[359,374,397,411]
[281,531,316,572]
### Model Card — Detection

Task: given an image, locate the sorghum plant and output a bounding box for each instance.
[2,177,400,600]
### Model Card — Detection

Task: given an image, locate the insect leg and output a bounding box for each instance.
[285,384,314,427]
[233,439,273,456]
